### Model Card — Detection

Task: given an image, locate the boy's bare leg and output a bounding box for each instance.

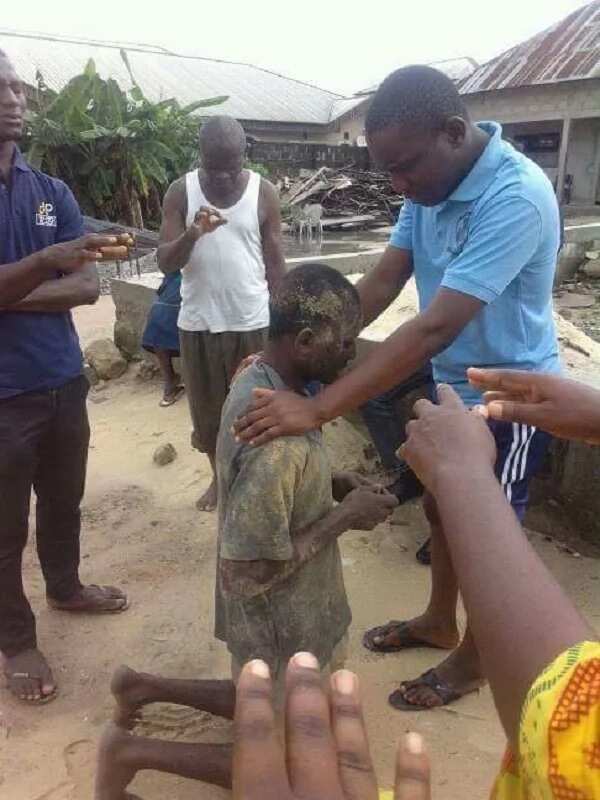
[95,723,232,799]
[111,665,236,728]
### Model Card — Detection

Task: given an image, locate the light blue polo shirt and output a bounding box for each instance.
[390,121,561,405]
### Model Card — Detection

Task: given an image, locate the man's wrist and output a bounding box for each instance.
[430,460,497,499]
[311,392,333,426]
[184,225,202,243]
[30,249,56,275]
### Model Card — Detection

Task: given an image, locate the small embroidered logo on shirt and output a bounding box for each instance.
[449,211,471,255]
[35,201,57,227]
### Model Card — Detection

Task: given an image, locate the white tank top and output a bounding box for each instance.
[178,170,269,333]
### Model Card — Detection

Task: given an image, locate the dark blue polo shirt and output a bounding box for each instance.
[0,149,84,399]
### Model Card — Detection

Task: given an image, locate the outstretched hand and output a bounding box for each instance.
[399,383,496,493]
[233,388,322,446]
[468,368,600,444]
[232,653,431,800]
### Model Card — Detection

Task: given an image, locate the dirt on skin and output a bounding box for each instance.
[1,300,600,800]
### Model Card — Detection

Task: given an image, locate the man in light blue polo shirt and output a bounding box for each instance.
[232,65,561,713]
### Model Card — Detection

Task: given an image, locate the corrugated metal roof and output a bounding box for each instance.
[329,96,367,120]
[461,1,600,94]
[0,30,352,125]
[356,57,479,96]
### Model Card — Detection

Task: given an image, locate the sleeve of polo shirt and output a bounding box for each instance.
[220,438,307,562]
[441,194,542,304]
[389,199,414,251]
[55,181,84,243]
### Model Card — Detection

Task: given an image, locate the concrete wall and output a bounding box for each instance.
[247,140,370,174]
[567,118,600,204]
[324,107,369,146]
[463,80,600,124]
[466,83,600,204]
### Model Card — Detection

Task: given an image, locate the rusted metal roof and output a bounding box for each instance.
[0,30,354,126]
[461,1,600,94]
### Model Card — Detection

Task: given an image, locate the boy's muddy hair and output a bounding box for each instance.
[269,263,360,340]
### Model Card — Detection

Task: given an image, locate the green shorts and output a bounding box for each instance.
[179,328,268,454]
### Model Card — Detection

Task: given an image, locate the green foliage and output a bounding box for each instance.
[23,54,227,228]
[246,160,271,179]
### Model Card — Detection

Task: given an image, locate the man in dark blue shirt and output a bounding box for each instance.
[0,50,128,705]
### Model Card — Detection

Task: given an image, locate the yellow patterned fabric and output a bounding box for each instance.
[491,641,600,800]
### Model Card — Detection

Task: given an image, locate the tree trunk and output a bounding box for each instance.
[131,187,144,230]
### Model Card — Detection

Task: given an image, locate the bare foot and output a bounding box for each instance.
[110,666,150,728]
[196,479,218,512]
[95,722,140,800]
[397,649,485,710]
[368,614,459,652]
[2,647,57,704]
[48,584,128,614]
[159,384,184,407]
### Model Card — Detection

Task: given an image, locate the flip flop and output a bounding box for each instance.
[159,385,185,407]
[363,620,442,653]
[48,585,129,614]
[4,671,59,705]
[388,668,463,711]
[416,538,431,566]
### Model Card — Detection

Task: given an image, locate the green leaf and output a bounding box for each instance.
[182,96,228,114]
[27,142,44,169]
[84,58,97,79]
[120,48,140,89]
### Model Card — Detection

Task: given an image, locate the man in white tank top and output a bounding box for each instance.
[157,116,285,511]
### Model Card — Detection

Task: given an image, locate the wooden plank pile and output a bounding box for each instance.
[285,165,402,227]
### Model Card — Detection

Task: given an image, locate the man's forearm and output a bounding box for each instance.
[315,316,447,423]
[263,238,286,294]
[433,467,591,744]
[0,252,52,307]
[265,255,285,294]
[222,504,351,598]
[157,228,197,273]
[4,269,100,312]
[356,265,411,328]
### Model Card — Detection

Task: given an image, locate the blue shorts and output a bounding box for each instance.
[489,419,551,521]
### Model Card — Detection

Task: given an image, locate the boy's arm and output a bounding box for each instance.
[219,442,397,597]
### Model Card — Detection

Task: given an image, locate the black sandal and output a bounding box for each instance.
[388,669,464,711]
[363,620,442,653]
[416,538,431,566]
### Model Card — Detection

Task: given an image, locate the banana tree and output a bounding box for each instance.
[24,53,227,228]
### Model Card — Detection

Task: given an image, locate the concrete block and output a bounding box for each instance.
[111,274,160,359]
[555,242,586,285]
[582,259,600,278]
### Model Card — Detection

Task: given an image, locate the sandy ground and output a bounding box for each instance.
[2,298,600,800]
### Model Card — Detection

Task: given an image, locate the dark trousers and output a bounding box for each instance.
[0,375,89,657]
[361,366,434,474]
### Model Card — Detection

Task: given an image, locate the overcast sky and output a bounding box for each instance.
[4,0,591,95]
